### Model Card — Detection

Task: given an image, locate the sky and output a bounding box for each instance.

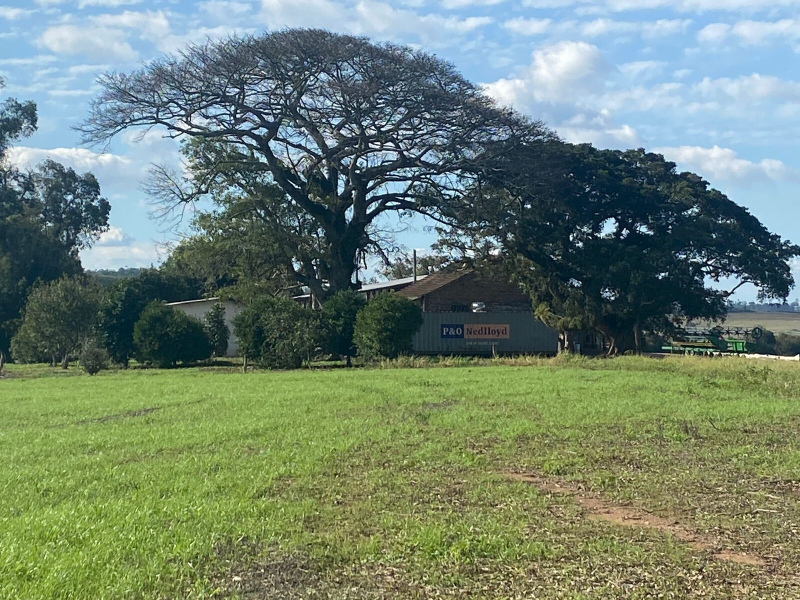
[1,0,799,299]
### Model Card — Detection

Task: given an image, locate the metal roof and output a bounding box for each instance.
[397,270,472,300]
[359,275,427,292]
[165,297,222,306]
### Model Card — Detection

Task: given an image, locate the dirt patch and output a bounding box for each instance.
[76,406,160,425]
[506,472,769,568]
[421,399,456,411]
[217,553,423,600]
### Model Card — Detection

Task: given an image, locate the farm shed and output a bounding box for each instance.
[396,270,560,355]
[165,298,242,357]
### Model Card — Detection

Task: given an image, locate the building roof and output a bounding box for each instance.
[397,269,472,300]
[359,275,427,292]
[166,297,222,306]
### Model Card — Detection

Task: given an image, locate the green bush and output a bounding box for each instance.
[748,325,777,355]
[775,333,800,356]
[233,296,320,370]
[321,290,366,366]
[97,270,204,367]
[204,302,230,357]
[133,303,212,368]
[354,292,423,360]
[80,342,110,375]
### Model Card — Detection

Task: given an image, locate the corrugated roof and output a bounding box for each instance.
[166,297,221,306]
[397,270,472,300]
[359,275,427,292]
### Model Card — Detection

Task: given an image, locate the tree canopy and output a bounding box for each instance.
[81,28,552,299]
[10,276,100,368]
[446,142,799,354]
[1,81,110,357]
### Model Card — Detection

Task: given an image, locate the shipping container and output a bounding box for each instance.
[412,312,559,355]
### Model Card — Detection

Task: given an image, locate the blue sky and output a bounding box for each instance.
[1,0,799,299]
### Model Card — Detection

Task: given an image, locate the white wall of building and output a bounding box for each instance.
[167,299,242,357]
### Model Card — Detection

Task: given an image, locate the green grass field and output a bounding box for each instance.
[2,357,800,599]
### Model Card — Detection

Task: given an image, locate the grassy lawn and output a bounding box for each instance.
[1,356,799,599]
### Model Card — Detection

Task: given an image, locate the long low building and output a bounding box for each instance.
[167,269,604,357]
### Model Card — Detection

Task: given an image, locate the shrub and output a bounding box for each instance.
[133,302,212,368]
[775,333,800,356]
[321,290,366,366]
[204,302,230,357]
[234,296,320,370]
[354,292,423,360]
[97,270,204,367]
[80,342,110,375]
[748,325,777,355]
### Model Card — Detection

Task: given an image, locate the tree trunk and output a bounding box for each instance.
[633,323,642,355]
[242,355,248,373]
[61,354,70,369]
[345,354,352,368]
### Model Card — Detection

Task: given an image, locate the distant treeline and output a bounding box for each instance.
[728,301,800,313]
[87,268,147,286]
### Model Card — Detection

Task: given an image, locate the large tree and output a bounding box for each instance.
[448,142,799,354]
[80,28,551,299]
[1,80,110,357]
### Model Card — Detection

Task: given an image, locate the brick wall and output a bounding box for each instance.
[422,272,532,313]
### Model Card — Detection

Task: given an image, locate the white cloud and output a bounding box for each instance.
[259,0,492,45]
[198,0,254,22]
[67,63,111,76]
[37,24,138,61]
[699,19,800,46]
[7,146,133,173]
[484,40,609,110]
[654,145,800,183]
[5,147,147,195]
[619,60,666,79]
[0,6,34,19]
[526,0,800,13]
[484,41,641,148]
[89,10,171,38]
[81,239,163,269]
[502,17,551,36]
[441,0,504,7]
[0,55,57,66]
[78,0,142,7]
[601,82,684,112]
[580,18,692,39]
[695,73,800,103]
[559,122,642,147]
[260,0,344,28]
[96,225,135,246]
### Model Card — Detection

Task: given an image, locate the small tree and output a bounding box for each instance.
[10,277,100,368]
[321,290,366,367]
[354,293,423,360]
[233,296,320,370]
[80,341,109,375]
[133,302,212,368]
[204,302,230,357]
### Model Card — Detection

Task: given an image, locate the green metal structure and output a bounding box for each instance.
[662,327,762,356]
